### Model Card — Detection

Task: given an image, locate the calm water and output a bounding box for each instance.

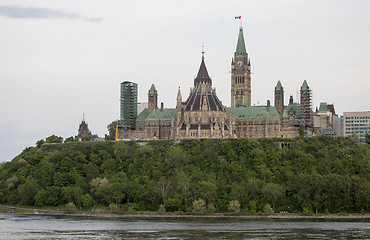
[0,214,369,239]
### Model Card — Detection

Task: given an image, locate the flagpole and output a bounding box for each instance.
[235,16,242,28]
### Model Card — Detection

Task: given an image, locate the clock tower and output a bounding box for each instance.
[231,26,251,107]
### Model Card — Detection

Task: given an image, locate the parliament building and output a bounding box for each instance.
[117,26,316,140]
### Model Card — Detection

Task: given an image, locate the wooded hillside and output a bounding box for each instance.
[0,136,369,214]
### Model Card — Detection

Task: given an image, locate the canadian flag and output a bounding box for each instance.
[235,16,241,19]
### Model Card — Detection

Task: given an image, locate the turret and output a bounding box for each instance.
[148,84,158,115]
[176,86,182,108]
[274,80,284,116]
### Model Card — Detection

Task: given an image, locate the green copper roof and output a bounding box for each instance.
[236,97,243,106]
[227,106,281,119]
[235,27,247,58]
[301,80,309,90]
[146,108,176,121]
[318,102,328,113]
[276,81,282,90]
[282,103,301,118]
[149,84,157,93]
[136,108,148,122]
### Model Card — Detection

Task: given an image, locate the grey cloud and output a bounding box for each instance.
[0,5,102,22]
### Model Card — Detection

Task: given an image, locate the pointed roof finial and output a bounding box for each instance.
[194,51,212,86]
[149,84,157,93]
[301,80,309,90]
[276,81,282,90]
[201,42,205,60]
[82,112,85,122]
[177,86,182,101]
[235,25,247,58]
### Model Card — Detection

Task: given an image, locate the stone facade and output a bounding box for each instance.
[116,26,320,140]
[76,117,98,140]
[231,27,252,107]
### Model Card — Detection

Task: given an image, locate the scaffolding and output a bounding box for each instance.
[300,86,312,127]
[120,81,138,129]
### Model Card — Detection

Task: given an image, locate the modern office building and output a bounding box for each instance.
[342,111,370,141]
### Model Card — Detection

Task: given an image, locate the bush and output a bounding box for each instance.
[228,200,241,214]
[82,194,95,209]
[65,202,77,214]
[302,207,313,216]
[207,203,216,213]
[263,204,274,215]
[158,204,166,213]
[249,200,258,215]
[192,198,206,215]
[109,203,119,213]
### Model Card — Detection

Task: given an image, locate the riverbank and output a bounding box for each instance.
[2,205,369,219]
[10,211,370,220]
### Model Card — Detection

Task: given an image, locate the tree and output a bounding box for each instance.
[108,182,125,207]
[156,177,171,208]
[298,125,305,137]
[176,170,190,209]
[62,186,83,207]
[228,200,241,214]
[351,133,359,142]
[35,189,47,206]
[65,202,77,213]
[18,178,40,205]
[192,198,206,214]
[261,183,284,211]
[64,136,75,143]
[366,133,370,144]
[36,139,45,148]
[90,177,110,205]
[198,181,217,205]
[81,136,90,141]
[45,135,63,143]
[82,193,95,208]
[263,203,274,215]
[106,120,119,140]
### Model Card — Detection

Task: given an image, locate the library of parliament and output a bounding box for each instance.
[117,26,316,140]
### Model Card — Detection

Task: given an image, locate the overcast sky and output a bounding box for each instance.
[0,0,369,162]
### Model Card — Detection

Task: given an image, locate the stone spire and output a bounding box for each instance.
[194,53,212,86]
[235,27,247,58]
[177,86,182,107]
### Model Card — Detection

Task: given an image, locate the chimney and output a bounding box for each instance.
[267,100,270,111]
[161,102,164,112]
[289,95,293,105]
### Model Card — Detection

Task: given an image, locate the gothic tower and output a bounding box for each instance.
[148,84,158,115]
[274,81,284,116]
[174,51,230,139]
[231,26,251,107]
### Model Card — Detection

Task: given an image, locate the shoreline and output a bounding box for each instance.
[6,211,370,220]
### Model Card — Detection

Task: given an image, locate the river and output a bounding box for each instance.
[0,214,369,239]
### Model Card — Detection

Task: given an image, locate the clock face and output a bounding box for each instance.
[237,61,243,67]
